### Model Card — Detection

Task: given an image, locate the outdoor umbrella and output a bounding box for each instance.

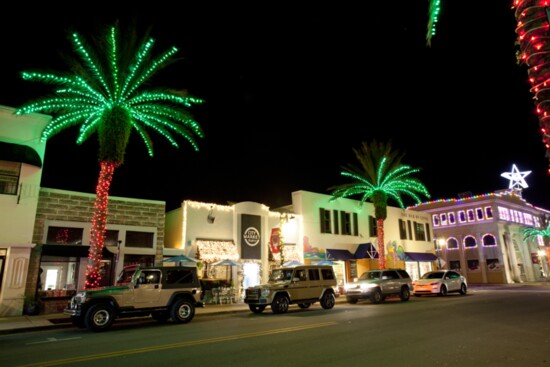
[211,259,241,286]
[314,260,335,266]
[283,260,303,266]
[159,255,197,266]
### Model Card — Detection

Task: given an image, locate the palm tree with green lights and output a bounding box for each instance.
[16,24,204,289]
[523,222,550,243]
[329,140,430,270]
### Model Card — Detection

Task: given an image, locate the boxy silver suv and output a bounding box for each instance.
[244,265,337,314]
[344,269,412,304]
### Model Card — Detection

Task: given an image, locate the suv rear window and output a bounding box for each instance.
[165,269,195,285]
[397,270,411,279]
[321,268,335,280]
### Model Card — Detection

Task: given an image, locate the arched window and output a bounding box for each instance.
[447,237,459,250]
[482,234,496,247]
[463,236,477,248]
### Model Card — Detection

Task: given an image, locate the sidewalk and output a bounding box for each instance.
[0,297,348,335]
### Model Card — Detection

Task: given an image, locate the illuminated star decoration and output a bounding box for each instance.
[500,164,531,190]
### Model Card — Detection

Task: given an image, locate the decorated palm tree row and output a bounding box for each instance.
[329,140,430,270]
[16,24,204,289]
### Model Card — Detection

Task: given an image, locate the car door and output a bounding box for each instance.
[381,270,399,293]
[133,270,163,306]
[446,271,461,292]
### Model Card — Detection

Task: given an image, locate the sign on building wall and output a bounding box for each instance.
[241,214,261,259]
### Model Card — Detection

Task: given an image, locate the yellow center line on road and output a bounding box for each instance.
[18,321,337,367]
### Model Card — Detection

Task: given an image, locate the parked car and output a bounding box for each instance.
[244,265,337,314]
[344,269,412,304]
[412,270,468,296]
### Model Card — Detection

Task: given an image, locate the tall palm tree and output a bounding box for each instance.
[329,140,430,270]
[16,24,204,289]
[523,223,550,243]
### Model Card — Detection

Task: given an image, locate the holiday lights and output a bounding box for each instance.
[330,141,430,270]
[513,1,550,166]
[16,24,204,288]
[426,0,442,46]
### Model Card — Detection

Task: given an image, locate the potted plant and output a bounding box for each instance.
[23,295,40,316]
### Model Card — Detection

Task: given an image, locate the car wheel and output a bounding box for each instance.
[272,294,290,314]
[71,316,86,328]
[320,291,336,309]
[399,286,410,302]
[370,288,383,304]
[298,303,312,309]
[459,283,468,295]
[249,305,266,314]
[438,285,448,296]
[84,304,115,332]
[346,297,358,304]
[170,298,195,323]
[152,311,170,322]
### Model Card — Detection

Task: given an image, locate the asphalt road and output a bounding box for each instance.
[1,287,549,367]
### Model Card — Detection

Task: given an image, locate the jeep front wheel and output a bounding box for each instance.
[249,305,266,313]
[271,294,289,314]
[320,291,336,309]
[171,299,195,323]
[85,304,115,332]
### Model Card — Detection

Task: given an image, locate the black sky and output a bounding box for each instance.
[1,2,549,212]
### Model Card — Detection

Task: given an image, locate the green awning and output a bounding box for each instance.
[0,141,42,167]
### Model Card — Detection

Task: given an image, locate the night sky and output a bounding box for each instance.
[1,2,549,212]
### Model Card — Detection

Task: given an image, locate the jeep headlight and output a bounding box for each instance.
[261,288,271,297]
[73,291,87,304]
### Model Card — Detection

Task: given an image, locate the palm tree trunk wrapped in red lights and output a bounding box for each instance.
[514,0,550,163]
[85,161,117,288]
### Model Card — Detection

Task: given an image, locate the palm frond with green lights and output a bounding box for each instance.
[523,223,550,242]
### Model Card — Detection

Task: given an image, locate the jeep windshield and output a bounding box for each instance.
[269,269,294,282]
[359,271,382,280]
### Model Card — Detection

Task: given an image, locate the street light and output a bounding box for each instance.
[434,237,445,269]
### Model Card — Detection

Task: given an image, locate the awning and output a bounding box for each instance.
[404,252,438,262]
[326,249,355,261]
[354,243,379,259]
[196,239,239,262]
[0,141,42,167]
[40,244,114,258]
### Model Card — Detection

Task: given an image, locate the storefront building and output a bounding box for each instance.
[164,190,437,301]
[0,106,49,316]
[410,189,550,284]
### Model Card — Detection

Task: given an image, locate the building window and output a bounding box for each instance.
[485,206,493,219]
[105,230,119,247]
[458,210,466,223]
[449,260,461,272]
[487,258,500,271]
[498,207,510,221]
[126,231,154,248]
[341,211,352,235]
[398,219,407,240]
[523,213,534,226]
[482,234,496,247]
[0,160,21,195]
[425,223,431,242]
[40,256,79,292]
[413,222,426,241]
[440,213,448,226]
[46,227,84,245]
[467,209,475,222]
[353,213,358,236]
[332,210,339,234]
[448,212,456,225]
[432,214,440,227]
[319,208,331,234]
[447,237,459,250]
[467,259,480,271]
[369,216,377,237]
[407,220,413,240]
[463,236,477,248]
[475,208,484,221]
